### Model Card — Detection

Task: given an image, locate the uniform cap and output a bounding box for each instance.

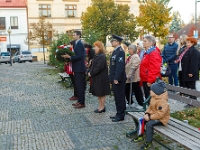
[110,34,123,42]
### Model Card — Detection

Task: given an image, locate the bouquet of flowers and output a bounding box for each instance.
[55,44,75,62]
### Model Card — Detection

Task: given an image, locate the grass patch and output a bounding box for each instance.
[171,108,200,128]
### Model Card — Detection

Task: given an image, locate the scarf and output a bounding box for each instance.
[176,48,189,63]
[125,55,132,64]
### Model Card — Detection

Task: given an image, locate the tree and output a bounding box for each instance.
[137,0,172,39]
[25,17,54,64]
[81,0,139,44]
[170,11,184,32]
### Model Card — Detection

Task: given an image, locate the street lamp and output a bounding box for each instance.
[7,27,12,66]
[195,0,200,38]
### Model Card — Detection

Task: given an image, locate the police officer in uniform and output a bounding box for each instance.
[109,35,127,122]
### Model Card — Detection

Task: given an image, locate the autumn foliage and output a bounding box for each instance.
[137,0,172,39]
[81,0,139,43]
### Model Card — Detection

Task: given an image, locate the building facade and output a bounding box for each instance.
[27,0,139,60]
[0,0,28,54]
[28,0,139,33]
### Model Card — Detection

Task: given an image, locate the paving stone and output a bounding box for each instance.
[13,130,75,150]
[0,62,190,150]
[0,111,9,121]
[0,119,33,135]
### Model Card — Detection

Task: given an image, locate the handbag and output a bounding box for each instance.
[160,61,171,77]
[161,50,171,77]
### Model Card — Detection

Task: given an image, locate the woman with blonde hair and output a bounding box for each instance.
[177,34,187,87]
[88,41,110,113]
[175,37,199,103]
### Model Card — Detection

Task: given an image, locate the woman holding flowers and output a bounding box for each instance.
[88,41,110,113]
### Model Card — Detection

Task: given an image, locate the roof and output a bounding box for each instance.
[176,22,200,38]
[0,0,27,8]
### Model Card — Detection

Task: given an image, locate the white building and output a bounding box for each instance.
[0,0,28,54]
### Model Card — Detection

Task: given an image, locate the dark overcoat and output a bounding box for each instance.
[71,40,86,72]
[90,53,110,96]
[181,45,199,81]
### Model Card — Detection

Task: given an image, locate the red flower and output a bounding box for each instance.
[64,44,67,46]
[69,47,73,51]
[198,128,200,130]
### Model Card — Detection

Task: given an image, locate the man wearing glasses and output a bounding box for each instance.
[162,34,178,86]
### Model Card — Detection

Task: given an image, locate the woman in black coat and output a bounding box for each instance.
[177,34,187,87]
[88,41,110,113]
[175,37,199,101]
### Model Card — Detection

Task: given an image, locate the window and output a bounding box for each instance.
[39,4,51,17]
[65,5,77,18]
[10,17,18,29]
[0,17,6,30]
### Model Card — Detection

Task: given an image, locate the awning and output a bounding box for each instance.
[7,44,20,49]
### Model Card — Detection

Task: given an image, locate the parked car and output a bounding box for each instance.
[0,52,11,64]
[13,51,33,63]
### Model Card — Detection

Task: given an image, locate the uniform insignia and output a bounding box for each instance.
[111,55,116,59]
[118,57,123,62]
[158,106,162,110]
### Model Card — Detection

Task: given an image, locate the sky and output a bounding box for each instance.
[168,0,200,24]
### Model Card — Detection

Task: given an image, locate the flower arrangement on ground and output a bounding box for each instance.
[55,44,75,62]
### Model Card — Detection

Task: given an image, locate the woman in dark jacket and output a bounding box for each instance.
[88,41,110,113]
[177,34,187,87]
[175,37,199,101]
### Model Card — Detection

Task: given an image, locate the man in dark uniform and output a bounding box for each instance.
[109,35,127,122]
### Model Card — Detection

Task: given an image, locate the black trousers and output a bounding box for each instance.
[145,120,163,142]
[178,71,185,87]
[125,82,144,106]
[74,72,86,104]
[112,81,126,119]
[69,74,78,97]
[143,82,151,99]
[183,81,197,99]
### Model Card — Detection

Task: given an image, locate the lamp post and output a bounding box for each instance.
[195,0,200,38]
[7,27,12,66]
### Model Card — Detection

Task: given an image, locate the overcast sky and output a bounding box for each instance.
[168,0,200,24]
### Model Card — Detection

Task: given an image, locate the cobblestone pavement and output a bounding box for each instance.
[0,62,196,150]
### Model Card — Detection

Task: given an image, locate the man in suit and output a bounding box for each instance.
[109,35,127,122]
[64,31,86,108]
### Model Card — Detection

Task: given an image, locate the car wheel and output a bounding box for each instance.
[30,60,32,62]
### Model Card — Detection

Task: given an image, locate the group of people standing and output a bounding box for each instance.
[162,33,199,104]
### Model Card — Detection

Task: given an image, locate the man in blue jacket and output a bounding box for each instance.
[64,31,86,108]
[162,34,178,86]
[109,35,126,122]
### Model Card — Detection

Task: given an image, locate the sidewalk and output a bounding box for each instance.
[0,62,188,150]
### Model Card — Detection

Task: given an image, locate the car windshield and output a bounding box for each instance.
[1,53,10,56]
[22,51,31,54]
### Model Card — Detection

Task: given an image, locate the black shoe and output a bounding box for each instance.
[140,142,152,150]
[94,108,106,113]
[110,116,116,119]
[112,117,124,122]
